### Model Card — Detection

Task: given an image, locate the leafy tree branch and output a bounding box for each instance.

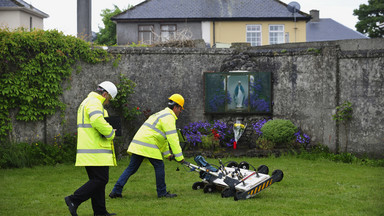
[353,0,384,38]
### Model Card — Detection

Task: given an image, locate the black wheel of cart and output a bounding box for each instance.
[221,187,235,198]
[257,165,269,174]
[238,161,250,170]
[234,191,242,201]
[203,184,216,193]
[226,161,238,168]
[272,169,284,182]
[192,182,205,190]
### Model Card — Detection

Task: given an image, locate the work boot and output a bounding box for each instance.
[158,191,177,198]
[64,196,78,216]
[109,191,122,198]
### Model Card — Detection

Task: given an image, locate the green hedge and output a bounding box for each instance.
[260,119,298,146]
[0,133,77,168]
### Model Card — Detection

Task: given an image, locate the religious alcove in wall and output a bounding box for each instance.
[204,71,272,114]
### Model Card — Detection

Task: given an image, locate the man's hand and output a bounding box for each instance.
[178,159,185,163]
[168,154,175,161]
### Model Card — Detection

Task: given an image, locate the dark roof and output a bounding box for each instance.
[306,19,368,42]
[112,0,310,21]
[0,0,49,18]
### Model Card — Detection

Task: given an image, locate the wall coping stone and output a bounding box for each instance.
[107,46,236,55]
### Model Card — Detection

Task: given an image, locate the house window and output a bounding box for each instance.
[269,25,284,44]
[160,25,176,42]
[30,17,32,31]
[138,25,154,44]
[246,25,261,46]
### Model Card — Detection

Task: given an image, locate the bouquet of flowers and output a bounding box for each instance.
[233,120,247,149]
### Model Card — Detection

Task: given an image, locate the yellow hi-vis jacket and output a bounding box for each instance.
[75,92,116,166]
[128,107,184,162]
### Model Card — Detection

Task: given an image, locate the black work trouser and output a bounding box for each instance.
[70,166,109,215]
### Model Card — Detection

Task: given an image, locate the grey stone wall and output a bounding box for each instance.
[8,39,384,158]
[338,50,384,156]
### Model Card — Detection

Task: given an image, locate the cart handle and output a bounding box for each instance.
[240,171,257,182]
[182,161,223,178]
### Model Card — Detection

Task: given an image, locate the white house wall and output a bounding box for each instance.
[201,21,211,46]
[0,11,21,29]
[0,10,44,30]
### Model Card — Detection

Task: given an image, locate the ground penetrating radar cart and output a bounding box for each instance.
[183,156,284,201]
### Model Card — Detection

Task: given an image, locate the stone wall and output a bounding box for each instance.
[8,38,384,158]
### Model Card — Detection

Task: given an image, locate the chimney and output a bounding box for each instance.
[310,10,320,22]
[77,0,92,41]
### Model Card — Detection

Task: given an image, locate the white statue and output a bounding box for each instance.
[234,81,245,108]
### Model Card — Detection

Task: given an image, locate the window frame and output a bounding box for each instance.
[269,24,285,45]
[246,24,262,46]
[203,71,273,114]
[138,25,154,44]
[30,17,33,31]
[160,24,177,42]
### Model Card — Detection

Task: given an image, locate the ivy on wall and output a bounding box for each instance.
[0,29,112,140]
[110,74,142,121]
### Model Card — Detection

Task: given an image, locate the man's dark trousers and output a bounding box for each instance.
[69,166,109,215]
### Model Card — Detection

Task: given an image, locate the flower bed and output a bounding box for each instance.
[181,119,311,155]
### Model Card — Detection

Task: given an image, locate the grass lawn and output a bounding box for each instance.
[0,155,383,216]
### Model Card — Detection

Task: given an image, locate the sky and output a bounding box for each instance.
[29,0,369,36]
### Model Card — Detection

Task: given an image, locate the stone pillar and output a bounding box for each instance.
[77,0,92,41]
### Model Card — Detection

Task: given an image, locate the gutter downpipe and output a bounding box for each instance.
[213,21,216,47]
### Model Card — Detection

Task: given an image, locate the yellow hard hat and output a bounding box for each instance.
[168,94,184,109]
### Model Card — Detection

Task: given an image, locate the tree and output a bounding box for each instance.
[94,5,126,45]
[353,0,384,38]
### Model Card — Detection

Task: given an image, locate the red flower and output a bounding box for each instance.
[211,129,220,140]
[136,107,140,110]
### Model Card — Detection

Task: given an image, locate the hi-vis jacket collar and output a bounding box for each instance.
[89,92,106,104]
[166,107,178,120]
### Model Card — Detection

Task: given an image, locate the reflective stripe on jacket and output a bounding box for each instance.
[128,107,184,161]
[75,92,116,166]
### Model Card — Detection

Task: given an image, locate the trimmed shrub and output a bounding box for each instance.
[260,119,298,146]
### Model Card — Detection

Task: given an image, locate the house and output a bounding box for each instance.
[112,0,311,47]
[306,10,368,42]
[0,0,49,31]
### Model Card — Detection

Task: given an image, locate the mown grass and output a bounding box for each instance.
[0,155,383,216]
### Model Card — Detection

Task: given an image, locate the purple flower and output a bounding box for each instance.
[294,130,311,145]
[244,78,271,112]
[208,92,231,112]
[252,119,270,137]
[207,78,231,112]
[182,120,234,147]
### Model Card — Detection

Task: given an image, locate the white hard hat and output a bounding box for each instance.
[98,81,118,98]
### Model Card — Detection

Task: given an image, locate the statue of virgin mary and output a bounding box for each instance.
[234,81,245,108]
